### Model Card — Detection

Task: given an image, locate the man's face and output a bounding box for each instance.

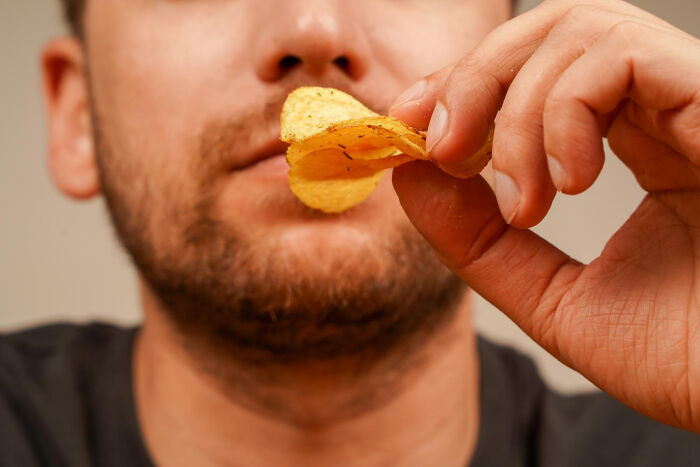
[82,0,509,357]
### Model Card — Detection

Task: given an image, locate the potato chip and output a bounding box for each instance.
[281,87,378,142]
[281,86,492,213]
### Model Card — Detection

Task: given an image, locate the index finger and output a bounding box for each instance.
[417,1,575,163]
[393,0,671,165]
[389,65,452,130]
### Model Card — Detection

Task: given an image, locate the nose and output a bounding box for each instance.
[255,2,367,82]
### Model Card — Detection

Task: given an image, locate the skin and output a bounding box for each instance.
[42,1,507,466]
[391,0,700,433]
[40,0,700,466]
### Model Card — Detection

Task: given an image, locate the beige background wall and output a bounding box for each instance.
[1,0,698,393]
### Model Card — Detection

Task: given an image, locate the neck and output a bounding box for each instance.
[133,286,480,467]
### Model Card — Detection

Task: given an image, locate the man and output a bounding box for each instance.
[2,0,699,465]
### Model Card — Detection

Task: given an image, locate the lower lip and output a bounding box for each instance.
[241,154,289,180]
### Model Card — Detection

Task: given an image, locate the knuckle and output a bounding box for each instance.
[426,64,454,88]
[607,20,647,44]
[543,92,568,120]
[542,0,576,10]
[448,52,503,105]
[496,109,544,141]
[561,4,596,26]
[455,48,490,79]
[548,4,612,55]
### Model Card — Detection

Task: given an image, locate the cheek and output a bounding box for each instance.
[85,2,265,241]
[85,1,259,177]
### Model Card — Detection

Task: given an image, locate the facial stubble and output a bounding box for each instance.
[93,98,465,371]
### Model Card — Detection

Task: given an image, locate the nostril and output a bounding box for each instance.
[279,55,302,71]
[333,56,350,73]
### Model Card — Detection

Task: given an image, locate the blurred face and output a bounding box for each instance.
[83,0,509,357]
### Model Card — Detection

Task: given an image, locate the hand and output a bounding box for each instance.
[390,0,700,432]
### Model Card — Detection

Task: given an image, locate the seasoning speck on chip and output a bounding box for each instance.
[280,86,492,213]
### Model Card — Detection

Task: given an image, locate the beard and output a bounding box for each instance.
[92,94,465,364]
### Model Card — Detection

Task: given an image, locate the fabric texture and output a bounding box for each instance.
[0,323,697,466]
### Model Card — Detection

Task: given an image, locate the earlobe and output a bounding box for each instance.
[42,37,100,200]
[48,124,100,200]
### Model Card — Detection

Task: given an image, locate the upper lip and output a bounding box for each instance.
[227,84,379,172]
[231,132,290,172]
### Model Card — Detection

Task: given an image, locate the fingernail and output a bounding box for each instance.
[546,154,566,191]
[426,102,449,153]
[390,80,427,113]
[493,170,521,224]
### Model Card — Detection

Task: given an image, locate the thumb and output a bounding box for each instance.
[392,161,583,351]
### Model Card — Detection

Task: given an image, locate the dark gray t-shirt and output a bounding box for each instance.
[0,323,698,466]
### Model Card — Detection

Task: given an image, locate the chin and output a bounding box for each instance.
[277,223,382,260]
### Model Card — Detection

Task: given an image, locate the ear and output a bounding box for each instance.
[42,37,99,200]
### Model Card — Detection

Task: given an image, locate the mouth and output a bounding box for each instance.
[222,134,291,183]
[232,135,290,172]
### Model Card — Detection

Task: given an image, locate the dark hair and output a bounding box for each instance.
[60,0,518,38]
[61,0,84,37]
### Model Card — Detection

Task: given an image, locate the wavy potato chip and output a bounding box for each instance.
[281,87,378,142]
[281,86,492,213]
